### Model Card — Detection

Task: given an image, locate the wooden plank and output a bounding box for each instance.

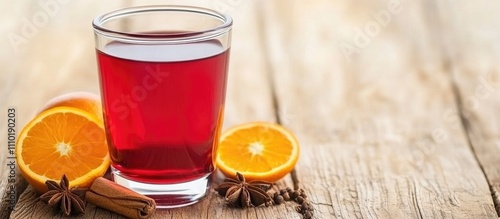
[259,0,497,218]
[6,0,499,218]
[1,1,126,218]
[435,0,500,215]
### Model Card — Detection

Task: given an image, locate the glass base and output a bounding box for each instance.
[111,170,211,208]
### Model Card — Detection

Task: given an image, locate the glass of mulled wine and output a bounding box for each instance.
[92,5,232,208]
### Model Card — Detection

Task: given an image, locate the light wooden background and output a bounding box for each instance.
[2,0,500,218]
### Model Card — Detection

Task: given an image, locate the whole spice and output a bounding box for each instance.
[39,175,87,216]
[215,170,315,219]
[283,192,291,201]
[215,172,273,207]
[267,170,314,219]
[273,194,285,205]
[86,177,156,219]
[290,190,300,199]
[296,196,305,204]
[290,170,314,218]
[296,201,314,219]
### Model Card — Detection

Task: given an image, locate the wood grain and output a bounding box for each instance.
[260,0,496,217]
[435,0,500,215]
[2,0,500,218]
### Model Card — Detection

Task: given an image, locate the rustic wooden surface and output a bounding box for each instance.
[437,0,500,216]
[2,0,500,218]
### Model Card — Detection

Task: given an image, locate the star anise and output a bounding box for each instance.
[215,172,273,207]
[40,175,87,216]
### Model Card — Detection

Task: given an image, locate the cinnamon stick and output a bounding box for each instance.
[86,177,156,219]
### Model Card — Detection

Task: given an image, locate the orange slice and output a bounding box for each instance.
[216,122,300,182]
[16,106,110,193]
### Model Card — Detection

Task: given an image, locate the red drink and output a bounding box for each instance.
[97,41,229,184]
[93,5,232,207]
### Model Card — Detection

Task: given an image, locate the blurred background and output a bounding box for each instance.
[2,0,500,127]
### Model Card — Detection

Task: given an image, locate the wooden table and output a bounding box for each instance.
[2,0,500,218]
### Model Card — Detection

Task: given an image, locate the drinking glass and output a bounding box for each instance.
[92,5,232,208]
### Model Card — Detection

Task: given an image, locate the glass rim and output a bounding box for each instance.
[92,5,233,42]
